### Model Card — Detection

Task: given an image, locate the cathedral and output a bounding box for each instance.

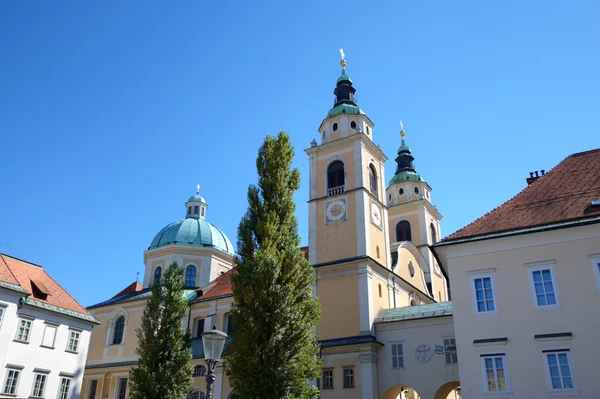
[82,57,462,399]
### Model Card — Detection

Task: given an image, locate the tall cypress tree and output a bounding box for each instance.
[228,131,321,399]
[129,262,193,399]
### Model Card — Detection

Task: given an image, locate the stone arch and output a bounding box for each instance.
[382,384,421,399]
[434,381,460,399]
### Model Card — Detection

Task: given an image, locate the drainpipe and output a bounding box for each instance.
[392,277,397,308]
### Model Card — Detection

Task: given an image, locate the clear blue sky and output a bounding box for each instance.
[1,1,598,307]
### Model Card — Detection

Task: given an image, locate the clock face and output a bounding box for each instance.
[326,199,347,223]
[371,202,382,227]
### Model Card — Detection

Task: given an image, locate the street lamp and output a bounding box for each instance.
[201,329,228,399]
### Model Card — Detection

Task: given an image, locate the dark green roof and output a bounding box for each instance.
[374,302,452,323]
[388,170,425,186]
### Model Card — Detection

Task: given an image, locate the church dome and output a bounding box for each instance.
[148,218,234,254]
[148,190,234,255]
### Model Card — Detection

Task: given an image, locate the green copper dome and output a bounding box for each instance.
[149,218,234,255]
[388,170,425,186]
[326,103,366,119]
[187,195,207,203]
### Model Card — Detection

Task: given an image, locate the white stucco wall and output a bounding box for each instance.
[0,289,93,399]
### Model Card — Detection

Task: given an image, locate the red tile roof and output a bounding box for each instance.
[112,281,143,299]
[194,268,237,301]
[443,148,600,242]
[0,253,90,316]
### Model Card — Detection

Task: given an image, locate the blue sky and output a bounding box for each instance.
[1,1,598,307]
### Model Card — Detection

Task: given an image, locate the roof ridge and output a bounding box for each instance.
[1,253,43,268]
[568,147,600,158]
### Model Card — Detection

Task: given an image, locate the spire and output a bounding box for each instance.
[395,122,416,173]
[333,48,357,107]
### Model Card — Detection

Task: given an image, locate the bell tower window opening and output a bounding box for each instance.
[350,120,357,130]
[332,122,339,132]
[399,188,404,196]
[369,164,378,195]
[414,186,420,195]
[188,206,192,215]
[431,223,438,244]
[396,220,412,242]
[153,267,162,286]
[194,205,199,215]
[327,161,345,196]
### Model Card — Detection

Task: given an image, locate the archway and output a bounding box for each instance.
[382,384,421,399]
[434,381,460,399]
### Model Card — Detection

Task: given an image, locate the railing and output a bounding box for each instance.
[328,185,345,196]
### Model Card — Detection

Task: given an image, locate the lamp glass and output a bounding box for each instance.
[202,330,228,361]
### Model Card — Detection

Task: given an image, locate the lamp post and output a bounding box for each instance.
[201,329,228,399]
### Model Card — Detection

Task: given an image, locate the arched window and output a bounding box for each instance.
[430,223,438,244]
[194,205,199,215]
[112,316,125,345]
[189,391,206,399]
[153,267,162,286]
[369,164,378,194]
[193,365,207,377]
[327,161,345,195]
[185,265,197,287]
[378,284,382,298]
[396,221,412,242]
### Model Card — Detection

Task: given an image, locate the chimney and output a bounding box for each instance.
[526,170,546,185]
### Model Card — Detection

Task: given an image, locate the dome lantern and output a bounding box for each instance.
[186,184,208,220]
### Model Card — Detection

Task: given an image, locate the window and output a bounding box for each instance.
[343,368,354,388]
[225,314,234,335]
[0,307,5,329]
[193,364,207,377]
[194,205,199,214]
[444,338,458,364]
[112,316,125,345]
[201,207,205,217]
[31,372,47,398]
[376,246,380,259]
[188,206,192,215]
[87,380,98,399]
[116,377,127,399]
[332,122,338,132]
[529,267,559,307]
[3,368,20,395]
[368,164,378,194]
[323,370,333,389]
[190,391,206,399]
[15,318,32,342]
[545,350,577,392]
[41,323,57,348]
[195,318,205,338]
[58,377,71,399]
[396,220,412,242]
[388,193,392,202]
[408,261,415,278]
[398,187,404,196]
[430,223,438,244]
[67,329,81,353]
[327,161,345,192]
[414,186,419,194]
[378,284,382,298]
[481,355,510,394]
[366,125,370,135]
[185,265,197,287]
[391,342,404,368]
[350,120,357,130]
[154,267,162,285]
[472,275,496,313]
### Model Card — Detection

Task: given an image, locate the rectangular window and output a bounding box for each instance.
[591,255,600,294]
[0,307,5,330]
[343,368,354,388]
[67,330,81,353]
[31,373,47,398]
[528,265,559,307]
[472,275,496,313]
[87,379,98,399]
[444,338,458,364]
[41,324,57,348]
[481,355,510,393]
[323,370,333,389]
[58,377,71,399]
[391,343,404,368]
[545,351,577,391]
[195,318,204,338]
[15,318,32,342]
[117,377,127,399]
[3,369,21,395]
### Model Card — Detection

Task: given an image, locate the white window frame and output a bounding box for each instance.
[86,379,99,399]
[115,376,128,399]
[41,322,58,349]
[15,317,33,343]
[31,371,48,398]
[66,328,81,353]
[0,305,6,331]
[322,369,334,389]
[470,273,499,314]
[58,376,72,399]
[542,349,579,394]
[3,367,22,395]
[343,367,354,388]
[589,254,600,294]
[444,337,458,365]
[480,354,512,395]
[390,341,405,369]
[526,263,561,309]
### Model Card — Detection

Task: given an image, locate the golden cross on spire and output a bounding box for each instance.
[196,184,200,194]
[339,48,347,68]
[400,120,405,137]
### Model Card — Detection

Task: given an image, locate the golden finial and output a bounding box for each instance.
[196,184,200,195]
[339,48,347,68]
[400,120,405,137]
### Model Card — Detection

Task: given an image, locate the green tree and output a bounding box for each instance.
[129,262,193,399]
[228,131,321,399]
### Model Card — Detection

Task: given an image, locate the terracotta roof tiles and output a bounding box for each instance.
[443,148,600,242]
